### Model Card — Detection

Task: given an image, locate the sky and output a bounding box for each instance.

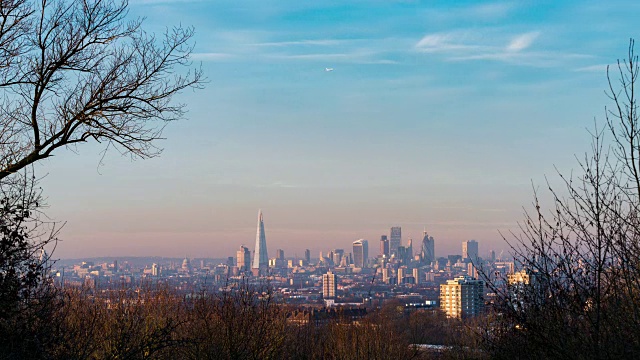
[40,0,640,259]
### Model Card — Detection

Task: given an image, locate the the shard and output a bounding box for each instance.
[252,209,269,274]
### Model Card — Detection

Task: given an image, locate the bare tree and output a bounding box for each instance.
[0,0,203,179]
[481,39,640,359]
[0,0,202,356]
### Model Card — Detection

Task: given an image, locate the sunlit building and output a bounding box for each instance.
[322,270,337,299]
[462,240,479,262]
[237,245,251,272]
[440,275,485,318]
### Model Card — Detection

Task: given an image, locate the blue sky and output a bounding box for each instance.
[42,0,640,259]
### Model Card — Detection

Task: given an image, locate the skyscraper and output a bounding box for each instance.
[406,238,413,263]
[353,239,369,268]
[237,245,251,272]
[322,270,337,299]
[304,249,311,264]
[390,226,401,256]
[421,231,435,265]
[462,240,479,262]
[252,210,269,276]
[380,235,389,257]
[276,249,285,260]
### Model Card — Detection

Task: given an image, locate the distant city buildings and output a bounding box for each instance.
[353,239,369,268]
[237,245,251,272]
[421,231,435,265]
[322,270,337,299]
[390,226,401,257]
[380,235,389,257]
[252,210,269,276]
[151,263,159,277]
[462,240,479,262]
[440,275,485,318]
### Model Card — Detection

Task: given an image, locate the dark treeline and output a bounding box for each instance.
[0,282,478,360]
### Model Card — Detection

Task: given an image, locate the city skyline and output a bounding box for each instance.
[35,0,640,259]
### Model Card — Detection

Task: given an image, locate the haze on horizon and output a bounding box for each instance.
[38,0,640,259]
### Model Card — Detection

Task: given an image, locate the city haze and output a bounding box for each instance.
[38,0,639,258]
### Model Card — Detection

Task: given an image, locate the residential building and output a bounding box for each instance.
[322,271,337,299]
[440,275,485,318]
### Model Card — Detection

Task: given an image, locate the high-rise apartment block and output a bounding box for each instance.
[390,226,401,256]
[353,239,369,268]
[462,240,479,262]
[252,210,269,276]
[237,245,251,272]
[322,270,337,299]
[440,276,485,318]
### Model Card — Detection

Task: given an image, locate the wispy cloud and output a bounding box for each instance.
[190,52,234,61]
[506,32,540,52]
[468,2,516,20]
[414,32,489,53]
[268,52,398,64]
[574,64,610,72]
[414,29,588,67]
[250,39,358,47]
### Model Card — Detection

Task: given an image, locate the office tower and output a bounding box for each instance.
[340,256,348,267]
[353,239,369,268]
[397,267,405,284]
[305,249,311,264]
[151,263,159,277]
[390,226,401,256]
[421,231,435,265]
[440,275,485,318]
[252,210,269,276]
[468,262,478,279]
[237,245,251,272]
[276,249,285,261]
[463,240,479,262]
[113,260,118,273]
[490,250,496,262]
[322,270,337,299]
[413,268,422,284]
[406,238,413,263]
[227,257,234,267]
[333,251,343,266]
[397,246,407,264]
[382,268,390,284]
[380,235,390,257]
